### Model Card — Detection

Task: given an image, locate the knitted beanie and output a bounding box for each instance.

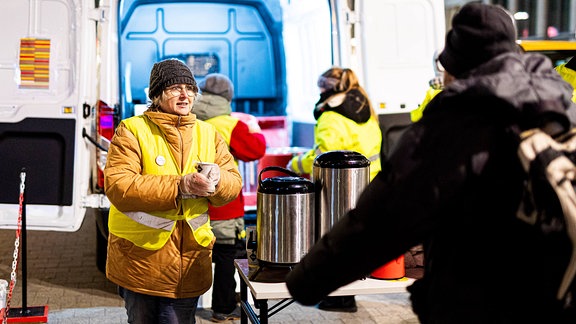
[148,59,197,99]
[198,73,234,102]
[438,2,517,78]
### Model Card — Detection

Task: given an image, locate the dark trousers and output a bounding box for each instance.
[119,286,199,324]
[211,243,238,314]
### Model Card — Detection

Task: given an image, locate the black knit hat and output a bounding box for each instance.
[199,73,234,102]
[148,59,197,99]
[438,2,517,78]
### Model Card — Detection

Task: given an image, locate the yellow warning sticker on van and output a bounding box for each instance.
[19,38,50,89]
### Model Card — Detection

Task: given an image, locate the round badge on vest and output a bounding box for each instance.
[155,155,166,166]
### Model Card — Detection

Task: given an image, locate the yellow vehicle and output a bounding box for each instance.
[517,40,576,67]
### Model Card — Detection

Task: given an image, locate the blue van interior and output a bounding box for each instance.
[118,0,287,119]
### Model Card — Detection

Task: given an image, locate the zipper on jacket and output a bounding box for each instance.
[176,115,185,216]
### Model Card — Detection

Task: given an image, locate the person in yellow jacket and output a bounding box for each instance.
[555,57,576,103]
[410,76,444,122]
[194,73,266,322]
[104,58,242,323]
[287,66,382,312]
[410,52,446,123]
[288,67,382,180]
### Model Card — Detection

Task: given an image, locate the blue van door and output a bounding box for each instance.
[118,0,286,119]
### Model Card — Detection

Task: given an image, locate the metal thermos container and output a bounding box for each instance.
[313,151,370,241]
[256,166,315,265]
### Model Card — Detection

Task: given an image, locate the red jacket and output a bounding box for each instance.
[207,117,266,220]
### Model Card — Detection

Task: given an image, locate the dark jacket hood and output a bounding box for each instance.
[427,52,574,134]
[314,88,371,123]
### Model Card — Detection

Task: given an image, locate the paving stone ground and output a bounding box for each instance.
[0,211,421,323]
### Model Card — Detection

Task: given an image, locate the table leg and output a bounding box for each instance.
[239,281,261,323]
[257,299,268,324]
[240,278,248,324]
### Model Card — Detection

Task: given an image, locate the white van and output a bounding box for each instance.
[0,0,444,272]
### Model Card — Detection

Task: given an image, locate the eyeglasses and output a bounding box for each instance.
[165,85,196,98]
[435,57,445,73]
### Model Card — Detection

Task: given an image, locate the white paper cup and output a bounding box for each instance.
[196,162,217,177]
[196,162,218,193]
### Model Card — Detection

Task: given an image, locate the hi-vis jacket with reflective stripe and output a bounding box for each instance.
[289,111,382,180]
[104,110,241,298]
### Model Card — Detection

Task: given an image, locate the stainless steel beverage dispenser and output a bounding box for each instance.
[252,166,315,282]
[313,151,370,241]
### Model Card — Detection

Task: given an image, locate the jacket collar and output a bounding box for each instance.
[144,110,196,129]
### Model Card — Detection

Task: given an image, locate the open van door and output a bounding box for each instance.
[0,0,112,232]
[353,0,446,156]
[350,0,446,115]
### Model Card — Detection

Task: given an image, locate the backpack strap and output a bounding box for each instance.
[517,129,562,173]
[517,128,576,301]
[531,147,563,177]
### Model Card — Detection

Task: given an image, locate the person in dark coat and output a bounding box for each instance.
[285,3,576,323]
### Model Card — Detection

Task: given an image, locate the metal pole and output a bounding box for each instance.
[20,168,27,314]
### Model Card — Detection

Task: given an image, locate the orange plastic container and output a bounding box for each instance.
[371,255,405,280]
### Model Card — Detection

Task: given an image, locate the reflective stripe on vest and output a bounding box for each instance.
[125,211,209,232]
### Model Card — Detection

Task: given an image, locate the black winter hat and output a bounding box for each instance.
[199,73,234,102]
[438,2,517,78]
[148,59,197,99]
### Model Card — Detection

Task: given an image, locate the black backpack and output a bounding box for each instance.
[516,127,576,308]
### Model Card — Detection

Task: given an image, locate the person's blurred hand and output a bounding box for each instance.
[245,118,261,133]
[231,112,261,133]
[429,76,444,90]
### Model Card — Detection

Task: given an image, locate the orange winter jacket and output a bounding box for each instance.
[104,110,241,298]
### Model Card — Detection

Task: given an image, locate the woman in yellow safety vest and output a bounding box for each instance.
[287,66,382,312]
[287,67,382,180]
[104,58,242,323]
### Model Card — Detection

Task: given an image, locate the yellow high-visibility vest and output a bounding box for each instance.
[108,115,216,250]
